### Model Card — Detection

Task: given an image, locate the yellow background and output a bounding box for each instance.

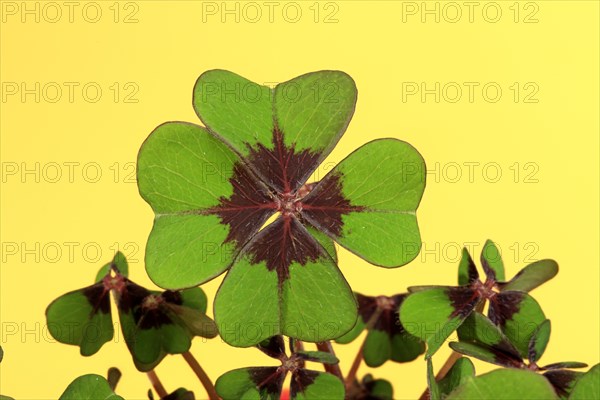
[1,1,598,398]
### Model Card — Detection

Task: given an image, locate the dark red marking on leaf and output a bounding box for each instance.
[481,257,498,282]
[301,173,364,237]
[488,291,525,328]
[116,280,152,313]
[290,369,319,398]
[356,293,409,338]
[446,287,481,318]
[257,336,287,360]
[489,345,526,369]
[543,370,583,398]
[115,281,185,330]
[208,161,277,246]
[249,367,286,397]
[246,127,322,194]
[464,251,479,285]
[82,283,111,314]
[246,216,325,283]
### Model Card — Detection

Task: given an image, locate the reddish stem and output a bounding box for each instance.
[146,370,168,399]
[182,351,219,400]
[316,341,344,380]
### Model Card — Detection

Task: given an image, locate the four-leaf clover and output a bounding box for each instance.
[137,70,426,346]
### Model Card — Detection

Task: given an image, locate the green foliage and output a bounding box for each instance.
[568,364,599,400]
[446,369,558,399]
[41,70,598,400]
[46,253,216,371]
[215,336,344,400]
[59,374,123,400]
[137,69,426,347]
[400,242,557,357]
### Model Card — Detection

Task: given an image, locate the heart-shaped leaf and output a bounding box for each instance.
[400,287,479,357]
[481,240,505,282]
[543,370,584,398]
[342,293,424,367]
[116,282,216,371]
[357,374,393,400]
[568,364,599,400]
[497,260,558,293]
[446,369,558,400]
[457,313,521,358]
[216,367,284,400]
[302,139,425,267]
[214,218,356,346]
[458,248,479,286]
[528,319,551,363]
[290,370,345,400]
[450,342,525,369]
[437,357,476,397]
[488,291,546,357]
[193,70,357,193]
[46,282,113,356]
[59,374,123,400]
[137,122,257,289]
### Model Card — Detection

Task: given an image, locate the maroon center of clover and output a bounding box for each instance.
[209,128,363,285]
[473,276,499,301]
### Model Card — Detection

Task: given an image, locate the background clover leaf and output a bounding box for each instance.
[567,364,599,400]
[401,242,553,357]
[47,254,216,372]
[46,281,114,356]
[215,336,345,400]
[346,374,394,400]
[452,313,587,396]
[445,369,559,400]
[336,293,424,367]
[59,374,124,400]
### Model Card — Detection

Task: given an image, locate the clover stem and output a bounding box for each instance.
[344,307,383,388]
[316,341,344,380]
[344,340,365,389]
[146,370,168,398]
[182,351,219,400]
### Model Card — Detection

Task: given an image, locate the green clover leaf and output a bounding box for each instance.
[59,374,123,400]
[137,70,426,346]
[215,336,345,400]
[446,369,558,400]
[400,241,553,357]
[45,253,216,371]
[335,293,424,367]
[451,313,587,396]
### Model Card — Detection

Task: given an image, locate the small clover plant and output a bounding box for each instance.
[400,240,554,357]
[46,252,217,371]
[36,71,598,400]
[215,336,345,399]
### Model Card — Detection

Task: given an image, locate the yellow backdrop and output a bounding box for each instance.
[1,1,598,399]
